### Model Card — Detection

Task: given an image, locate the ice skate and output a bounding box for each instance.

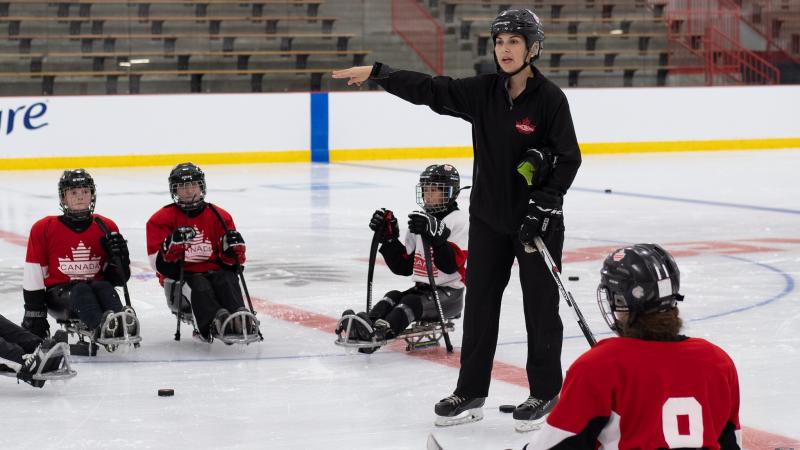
[211,309,231,339]
[95,309,142,350]
[372,318,393,342]
[16,330,76,388]
[434,394,485,427]
[216,308,261,345]
[121,306,140,340]
[95,311,120,342]
[334,310,383,353]
[513,395,558,432]
[334,309,355,335]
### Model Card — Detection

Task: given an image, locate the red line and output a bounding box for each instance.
[0,230,28,247]
[249,296,800,448]
[1,229,798,446]
[742,427,800,449]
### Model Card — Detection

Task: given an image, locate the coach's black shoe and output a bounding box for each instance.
[513,395,558,432]
[434,394,485,427]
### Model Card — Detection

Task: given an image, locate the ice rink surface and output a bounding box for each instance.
[0,150,798,449]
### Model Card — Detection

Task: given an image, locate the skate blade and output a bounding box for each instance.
[514,417,546,433]
[434,408,484,427]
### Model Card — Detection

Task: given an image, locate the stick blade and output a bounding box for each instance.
[426,433,444,450]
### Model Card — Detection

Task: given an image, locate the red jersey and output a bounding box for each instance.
[528,337,741,450]
[146,203,237,280]
[23,214,120,290]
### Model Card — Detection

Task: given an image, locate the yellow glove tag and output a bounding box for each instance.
[516,160,536,187]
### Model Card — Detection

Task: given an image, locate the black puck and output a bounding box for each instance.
[568,276,579,281]
[499,404,516,413]
[604,189,612,193]
[158,388,174,397]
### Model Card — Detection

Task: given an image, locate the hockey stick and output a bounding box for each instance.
[174,258,184,341]
[426,433,444,450]
[421,238,453,353]
[93,217,131,308]
[208,203,263,340]
[235,263,262,341]
[365,223,382,314]
[525,237,597,347]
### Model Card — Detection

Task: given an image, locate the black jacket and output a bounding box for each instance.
[370,63,581,235]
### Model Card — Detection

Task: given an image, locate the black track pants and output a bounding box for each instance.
[371,285,464,335]
[455,216,564,400]
[183,270,245,336]
[49,281,124,330]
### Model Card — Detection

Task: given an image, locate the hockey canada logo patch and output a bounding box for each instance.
[184,227,214,262]
[515,118,536,135]
[59,241,102,280]
[413,251,439,278]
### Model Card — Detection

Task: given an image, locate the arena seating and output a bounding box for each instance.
[0,0,367,93]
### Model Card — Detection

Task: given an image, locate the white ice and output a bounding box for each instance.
[0,150,798,449]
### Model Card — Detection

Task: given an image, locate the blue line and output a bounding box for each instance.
[689,254,796,321]
[71,351,358,365]
[310,92,329,163]
[498,253,796,346]
[335,162,800,215]
[258,181,382,191]
[570,187,800,215]
[66,254,798,362]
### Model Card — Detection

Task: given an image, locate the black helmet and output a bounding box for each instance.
[416,164,461,214]
[596,243,684,334]
[491,9,545,58]
[58,169,96,220]
[169,162,206,211]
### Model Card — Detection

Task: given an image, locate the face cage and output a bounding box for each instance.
[596,286,626,335]
[416,183,454,213]
[59,186,96,220]
[171,180,206,211]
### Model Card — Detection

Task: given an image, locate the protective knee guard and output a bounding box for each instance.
[164,280,192,315]
[369,290,403,320]
[385,305,415,336]
[440,288,464,320]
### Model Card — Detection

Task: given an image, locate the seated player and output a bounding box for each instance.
[1,314,74,388]
[523,244,741,448]
[339,164,468,347]
[146,162,259,344]
[22,169,137,348]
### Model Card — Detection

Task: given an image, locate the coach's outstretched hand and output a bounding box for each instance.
[332,66,372,86]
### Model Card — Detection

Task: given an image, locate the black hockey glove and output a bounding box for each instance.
[408,211,450,247]
[22,290,49,339]
[369,208,399,244]
[519,190,563,244]
[516,147,554,189]
[161,226,197,262]
[100,232,129,262]
[219,230,246,266]
[22,310,49,339]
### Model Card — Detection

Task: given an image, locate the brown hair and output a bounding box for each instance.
[619,308,683,341]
